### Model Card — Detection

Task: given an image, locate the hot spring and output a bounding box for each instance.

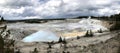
[22,30,59,42]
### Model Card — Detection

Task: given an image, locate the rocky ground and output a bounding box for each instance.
[14,30,120,53]
[1,18,119,53]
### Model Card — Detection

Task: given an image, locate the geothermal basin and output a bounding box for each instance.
[7,17,109,42]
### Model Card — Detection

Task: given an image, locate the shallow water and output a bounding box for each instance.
[22,30,59,42]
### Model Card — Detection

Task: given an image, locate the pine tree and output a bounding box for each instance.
[98,28,103,33]
[84,30,89,37]
[7,30,11,34]
[63,38,67,44]
[89,30,94,37]
[84,30,94,37]
[77,36,80,39]
[48,44,52,49]
[1,17,5,22]
[4,25,7,30]
[32,48,38,53]
[58,37,62,43]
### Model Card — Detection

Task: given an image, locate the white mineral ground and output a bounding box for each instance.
[7,17,109,42]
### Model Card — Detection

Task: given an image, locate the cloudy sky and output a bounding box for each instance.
[0,0,120,20]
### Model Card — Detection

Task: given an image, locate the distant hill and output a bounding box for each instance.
[0,13,120,23]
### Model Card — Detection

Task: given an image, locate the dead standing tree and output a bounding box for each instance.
[0,25,15,53]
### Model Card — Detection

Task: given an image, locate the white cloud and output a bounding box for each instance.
[0,0,120,19]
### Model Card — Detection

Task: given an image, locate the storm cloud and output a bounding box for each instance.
[0,0,120,19]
